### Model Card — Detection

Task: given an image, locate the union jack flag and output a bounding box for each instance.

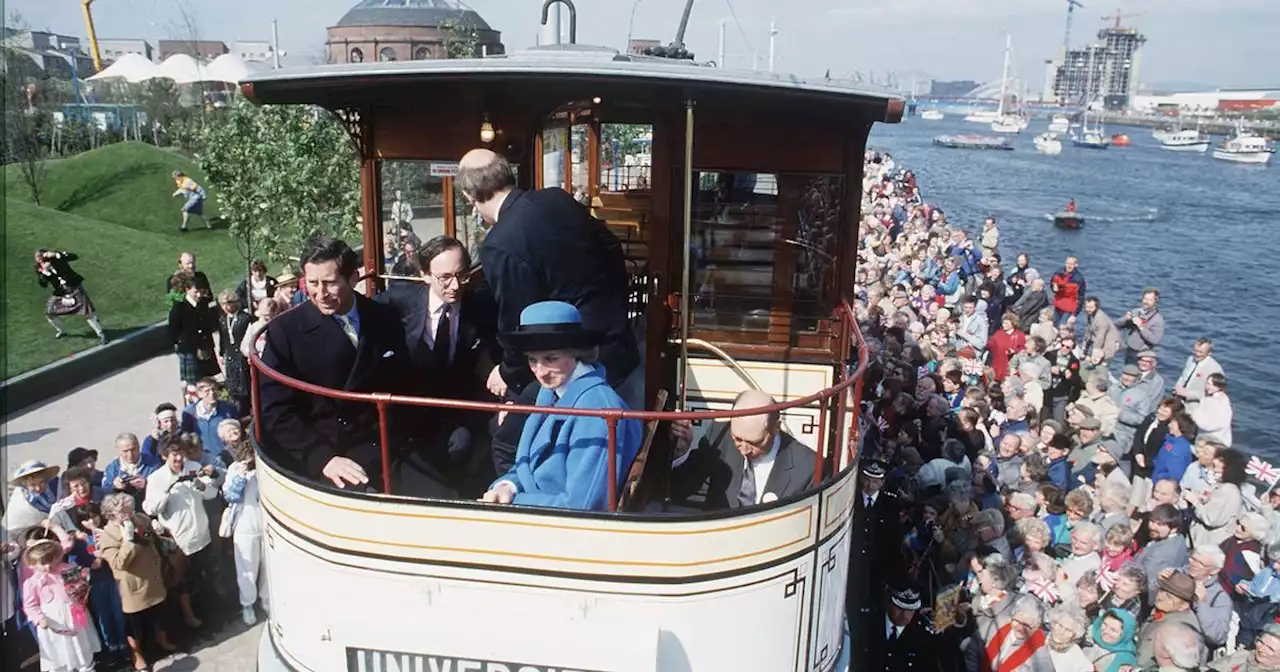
[1247,456,1280,485]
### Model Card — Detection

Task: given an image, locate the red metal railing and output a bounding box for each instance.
[249,301,871,511]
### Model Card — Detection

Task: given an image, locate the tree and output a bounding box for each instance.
[198,99,361,269]
[2,23,51,205]
[440,16,481,60]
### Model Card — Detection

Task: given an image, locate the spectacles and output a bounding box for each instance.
[430,273,471,287]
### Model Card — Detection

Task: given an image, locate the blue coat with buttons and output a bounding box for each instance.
[495,364,642,511]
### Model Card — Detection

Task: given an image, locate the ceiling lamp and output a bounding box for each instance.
[479,115,496,144]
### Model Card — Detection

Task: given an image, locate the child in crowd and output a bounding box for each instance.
[221,435,266,626]
[22,539,102,672]
[1097,523,1136,592]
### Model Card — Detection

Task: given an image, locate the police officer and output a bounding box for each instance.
[866,584,943,672]
[848,460,903,663]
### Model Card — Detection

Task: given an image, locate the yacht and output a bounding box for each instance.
[988,35,1023,134]
[965,109,1000,124]
[1048,114,1070,134]
[1159,129,1211,152]
[920,109,945,121]
[1213,125,1275,165]
[1034,133,1063,155]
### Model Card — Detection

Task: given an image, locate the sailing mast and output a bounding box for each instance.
[996,33,1011,117]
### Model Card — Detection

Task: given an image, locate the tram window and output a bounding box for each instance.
[570,125,590,203]
[599,124,652,192]
[540,127,569,191]
[689,172,842,335]
[379,160,447,278]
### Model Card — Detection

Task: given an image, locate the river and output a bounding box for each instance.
[867,117,1280,457]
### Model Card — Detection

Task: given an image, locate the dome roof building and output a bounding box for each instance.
[326,0,504,65]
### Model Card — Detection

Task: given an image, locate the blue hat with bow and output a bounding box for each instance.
[498,301,601,353]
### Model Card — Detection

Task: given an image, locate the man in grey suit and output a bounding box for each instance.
[667,390,817,511]
[1172,337,1223,414]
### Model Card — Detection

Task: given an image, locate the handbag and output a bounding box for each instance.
[218,502,241,539]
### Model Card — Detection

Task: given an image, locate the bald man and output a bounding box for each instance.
[459,148,642,475]
[666,390,818,510]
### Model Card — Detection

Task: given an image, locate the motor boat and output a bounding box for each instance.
[1159,129,1211,152]
[1048,114,1070,134]
[1053,211,1085,229]
[1034,133,1063,155]
[1111,133,1131,147]
[934,134,1015,150]
[920,109,945,121]
[1213,125,1274,165]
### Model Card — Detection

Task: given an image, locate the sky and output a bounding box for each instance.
[9,0,1279,91]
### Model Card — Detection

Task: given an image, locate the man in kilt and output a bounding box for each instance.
[34,249,108,345]
[168,277,221,402]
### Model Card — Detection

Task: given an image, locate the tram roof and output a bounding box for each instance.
[241,45,905,123]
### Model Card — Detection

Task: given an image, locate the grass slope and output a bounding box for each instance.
[5,143,248,378]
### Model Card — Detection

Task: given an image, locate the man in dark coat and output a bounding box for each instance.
[258,235,413,492]
[458,148,641,474]
[376,235,499,480]
[666,390,817,510]
[847,460,904,658]
[863,584,943,672]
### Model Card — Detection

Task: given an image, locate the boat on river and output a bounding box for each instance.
[1053,212,1085,229]
[1159,128,1211,152]
[1048,114,1070,134]
[1111,133,1131,147]
[934,134,1014,150]
[241,3,884,671]
[1072,128,1111,149]
[1213,123,1274,165]
[1034,133,1062,155]
[920,109,945,121]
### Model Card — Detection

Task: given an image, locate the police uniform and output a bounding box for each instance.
[847,461,905,664]
[864,586,944,672]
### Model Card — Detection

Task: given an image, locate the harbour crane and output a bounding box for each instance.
[1101,8,1144,28]
[79,0,103,72]
[1062,0,1086,53]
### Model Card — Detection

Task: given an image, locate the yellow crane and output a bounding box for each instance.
[80,0,103,72]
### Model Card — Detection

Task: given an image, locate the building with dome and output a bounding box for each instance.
[326,0,504,65]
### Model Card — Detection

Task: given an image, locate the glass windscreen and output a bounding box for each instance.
[689,172,842,336]
[379,160,447,277]
[600,123,653,192]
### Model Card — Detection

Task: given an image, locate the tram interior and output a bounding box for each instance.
[250,66,882,512]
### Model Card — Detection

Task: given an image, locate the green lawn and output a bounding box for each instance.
[4,142,249,378]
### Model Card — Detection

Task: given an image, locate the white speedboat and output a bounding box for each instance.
[1213,128,1274,165]
[1034,133,1063,154]
[921,109,945,121]
[1159,129,1210,152]
[1048,114,1070,134]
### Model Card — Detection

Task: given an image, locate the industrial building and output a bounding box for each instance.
[97,38,153,63]
[1131,89,1280,116]
[1044,26,1145,109]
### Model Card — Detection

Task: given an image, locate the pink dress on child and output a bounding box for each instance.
[22,563,101,672]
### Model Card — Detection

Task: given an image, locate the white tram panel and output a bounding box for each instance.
[257,462,853,672]
[683,357,835,452]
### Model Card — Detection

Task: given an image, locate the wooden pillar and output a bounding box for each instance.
[443,175,457,238]
[360,155,383,295]
[587,117,601,199]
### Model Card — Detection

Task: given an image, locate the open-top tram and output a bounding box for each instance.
[242,9,902,671]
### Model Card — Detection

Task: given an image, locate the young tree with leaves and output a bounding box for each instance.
[198,99,361,278]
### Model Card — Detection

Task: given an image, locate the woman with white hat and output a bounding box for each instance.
[2,461,74,536]
[481,301,642,511]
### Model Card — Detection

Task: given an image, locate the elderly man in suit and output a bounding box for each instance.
[1172,337,1223,414]
[258,235,411,491]
[458,148,642,475]
[376,235,498,476]
[667,390,817,510]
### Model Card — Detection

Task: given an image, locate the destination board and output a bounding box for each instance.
[347,647,607,672]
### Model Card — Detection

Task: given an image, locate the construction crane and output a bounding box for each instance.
[1063,0,1085,53]
[80,0,103,72]
[1101,8,1144,28]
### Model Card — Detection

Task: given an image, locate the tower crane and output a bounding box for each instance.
[1063,0,1085,53]
[1101,8,1144,28]
[80,0,103,72]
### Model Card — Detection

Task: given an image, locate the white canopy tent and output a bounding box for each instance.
[154,53,204,84]
[205,53,252,84]
[85,53,159,83]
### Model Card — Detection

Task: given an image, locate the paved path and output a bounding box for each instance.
[4,354,263,670]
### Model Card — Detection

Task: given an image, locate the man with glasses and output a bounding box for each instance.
[378,235,498,479]
[1217,621,1280,671]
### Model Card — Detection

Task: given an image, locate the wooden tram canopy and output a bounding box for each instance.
[241,44,904,389]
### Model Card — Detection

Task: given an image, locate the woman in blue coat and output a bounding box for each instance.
[481,302,642,512]
[1151,412,1196,484]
